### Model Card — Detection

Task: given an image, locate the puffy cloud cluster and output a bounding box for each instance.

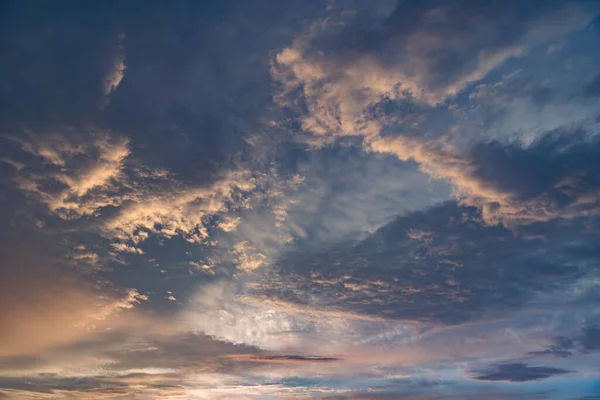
[2,131,271,255]
[272,0,595,145]
[103,169,259,245]
[4,131,131,218]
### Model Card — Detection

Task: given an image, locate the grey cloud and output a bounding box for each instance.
[373,126,600,227]
[0,1,123,130]
[322,395,438,400]
[316,0,586,97]
[0,375,130,395]
[471,362,570,382]
[268,145,450,244]
[101,1,327,185]
[468,130,600,207]
[528,336,576,358]
[264,201,599,324]
[272,0,597,149]
[239,354,340,363]
[0,0,324,188]
[531,324,600,357]
[583,73,600,98]
[0,324,267,398]
[581,324,600,351]
[2,1,600,398]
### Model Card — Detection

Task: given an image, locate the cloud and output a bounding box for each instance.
[265,147,450,244]
[110,242,143,254]
[4,131,131,219]
[229,354,340,363]
[2,131,271,262]
[263,201,600,324]
[183,281,307,350]
[583,73,600,98]
[231,241,267,272]
[529,324,600,357]
[103,168,259,246]
[271,0,600,229]
[103,34,126,97]
[0,291,268,398]
[2,1,600,399]
[182,279,419,356]
[217,216,240,232]
[272,0,596,147]
[0,2,126,129]
[370,128,600,226]
[471,362,571,382]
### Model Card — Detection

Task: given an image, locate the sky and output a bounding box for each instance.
[1,0,600,399]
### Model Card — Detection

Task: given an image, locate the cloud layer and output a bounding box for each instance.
[1,0,600,399]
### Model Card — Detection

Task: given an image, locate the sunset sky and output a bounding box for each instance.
[1,1,600,398]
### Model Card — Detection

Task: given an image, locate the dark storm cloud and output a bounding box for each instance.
[471,362,570,382]
[277,0,596,115]
[266,197,600,324]
[468,129,600,207]
[0,0,323,183]
[315,0,575,84]
[0,0,123,129]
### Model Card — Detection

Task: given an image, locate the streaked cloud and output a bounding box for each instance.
[471,362,571,382]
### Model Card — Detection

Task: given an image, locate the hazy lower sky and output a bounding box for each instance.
[1,1,600,399]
